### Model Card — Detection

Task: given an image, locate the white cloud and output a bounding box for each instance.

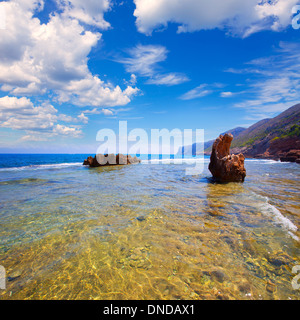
[58,112,89,124]
[0,2,6,30]
[220,92,233,98]
[82,108,102,115]
[101,109,114,116]
[0,96,57,131]
[129,74,137,86]
[120,45,167,77]
[133,0,298,37]
[230,42,300,116]
[12,0,45,12]
[180,85,212,100]
[83,106,134,117]
[20,134,50,142]
[234,77,300,110]
[180,83,225,100]
[56,75,139,107]
[82,107,114,116]
[146,73,189,86]
[118,44,189,86]
[78,113,89,124]
[53,124,81,137]
[0,0,138,108]
[0,96,85,140]
[58,0,111,29]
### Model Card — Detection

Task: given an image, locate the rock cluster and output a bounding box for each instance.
[83,154,141,167]
[209,133,246,182]
[280,149,300,164]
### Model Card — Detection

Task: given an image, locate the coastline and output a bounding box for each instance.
[204,151,300,163]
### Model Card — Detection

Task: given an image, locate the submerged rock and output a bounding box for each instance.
[266,280,277,294]
[209,133,246,182]
[83,154,141,167]
[136,216,146,222]
[210,270,226,283]
[7,270,22,282]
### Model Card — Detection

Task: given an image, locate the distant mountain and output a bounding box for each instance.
[177,103,300,160]
[230,103,300,159]
[177,127,246,155]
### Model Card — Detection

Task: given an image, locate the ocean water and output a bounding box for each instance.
[0,154,299,300]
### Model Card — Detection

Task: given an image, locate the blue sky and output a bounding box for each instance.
[0,0,300,153]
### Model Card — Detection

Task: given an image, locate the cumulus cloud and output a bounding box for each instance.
[100,109,114,116]
[58,0,111,29]
[133,0,298,37]
[0,0,138,109]
[77,113,89,124]
[0,96,85,140]
[118,44,189,86]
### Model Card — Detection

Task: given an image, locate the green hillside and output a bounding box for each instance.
[231,103,300,149]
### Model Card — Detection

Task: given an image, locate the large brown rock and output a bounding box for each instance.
[209,134,246,182]
[83,154,141,167]
[280,149,300,163]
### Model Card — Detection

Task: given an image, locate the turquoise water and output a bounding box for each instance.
[0,155,299,300]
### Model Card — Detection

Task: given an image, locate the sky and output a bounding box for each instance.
[0,0,300,153]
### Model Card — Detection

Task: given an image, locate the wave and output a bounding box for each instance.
[245,159,279,163]
[0,157,283,170]
[0,162,83,172]
[258,195,299,241]
[229,191,299,241]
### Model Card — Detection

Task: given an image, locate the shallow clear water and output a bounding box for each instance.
[0,155,299,300]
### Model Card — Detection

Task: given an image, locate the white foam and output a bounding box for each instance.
[0,162,82,172]
[259,196,299,241]
[245,159,279,163]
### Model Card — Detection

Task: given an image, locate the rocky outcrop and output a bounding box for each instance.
[209,134,246,182]
[231,136,300,161]
[83,154,141,167]
[280,150,300,163]
[228,103,300,162]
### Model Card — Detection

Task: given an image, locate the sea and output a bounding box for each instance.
[0,154,299,300]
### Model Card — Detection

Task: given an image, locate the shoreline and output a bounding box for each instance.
[204,151,300,163]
